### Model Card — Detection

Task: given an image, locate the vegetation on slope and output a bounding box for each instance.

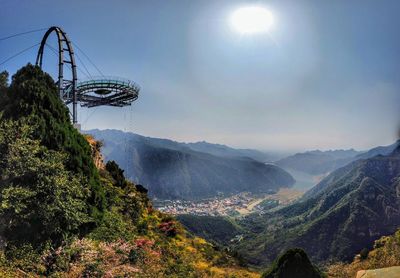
[4,64,388,277]
[327,229,400,278]
[1,65,105,222]
[234,148,400,267]
[177,215,243,245]
[0,65,258,277]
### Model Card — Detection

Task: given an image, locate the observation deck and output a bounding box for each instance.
[64,77,140,108]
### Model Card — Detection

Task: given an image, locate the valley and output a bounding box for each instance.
[88,129,295,200]
[155,188,303,217]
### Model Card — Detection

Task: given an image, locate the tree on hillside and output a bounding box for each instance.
[0,71,8,91]
[0,71,9,108]
[0,64,106,218]
[106,160,128,188]
[0,120,91,248]
[262,248,323,278]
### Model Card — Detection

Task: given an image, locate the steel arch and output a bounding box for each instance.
[35,26,78,123]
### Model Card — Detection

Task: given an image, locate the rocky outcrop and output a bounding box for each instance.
[85,134,105,170]
[356,266,400,278]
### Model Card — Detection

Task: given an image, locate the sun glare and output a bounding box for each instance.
[230,6,274,34]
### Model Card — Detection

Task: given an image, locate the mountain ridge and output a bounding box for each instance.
[86,129,295,200]
[235,145,400,266]
[275,149,364,176]
[275,141,399,178]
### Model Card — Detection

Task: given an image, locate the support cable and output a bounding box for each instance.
[75,52,93,79]
[0,28,47,42]
[72,42,105,77]
[81,106,99,128]
[0,42,40,66]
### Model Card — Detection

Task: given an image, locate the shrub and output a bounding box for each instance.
[128,248,142,264]
[360,248,369,260]
[105,160,127,188]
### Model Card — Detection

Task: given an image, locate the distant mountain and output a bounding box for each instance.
[303,140,400,199]
[186,141,280,162]
[275,149,363,176]
[87,129,295,200]
[235,144,400,266]
[276,142,400,178]
[354,140,399,160]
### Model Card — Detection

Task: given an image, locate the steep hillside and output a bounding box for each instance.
[354,140,399,160]
[177,215,243,245]
[327,229,400,277]
[87,129,295,200]
[235,146,400,267]
[0,65,258,277]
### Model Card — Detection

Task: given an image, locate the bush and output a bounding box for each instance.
[88,210,134,242]
[105,160,127,188]
[360,248,369,260]
[128,248,143,264]
[82,261,104,278]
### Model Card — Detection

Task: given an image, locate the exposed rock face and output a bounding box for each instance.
[85,134,105,170]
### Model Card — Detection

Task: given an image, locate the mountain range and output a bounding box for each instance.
[275,141,399,177]
[275,149,363,176]
[186,141,282,162]
[87,129,295,200]
[234,142,400,266]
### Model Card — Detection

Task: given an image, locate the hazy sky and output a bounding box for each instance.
[1,0,400,151]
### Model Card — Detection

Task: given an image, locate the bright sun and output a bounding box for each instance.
[230,6,274,34]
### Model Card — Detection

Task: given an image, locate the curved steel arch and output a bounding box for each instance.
[35,26,78,123]
[35,27,140,126]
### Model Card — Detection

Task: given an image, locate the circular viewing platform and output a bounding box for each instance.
[66,77,140,108]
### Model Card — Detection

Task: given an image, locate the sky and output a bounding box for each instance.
[1,0,400,152]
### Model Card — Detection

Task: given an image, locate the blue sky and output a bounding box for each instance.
[1,0,400,151]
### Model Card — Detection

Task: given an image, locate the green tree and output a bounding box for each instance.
[0,64,106,219]
[0,120,91,248]
[0,71,9,110]
[262,248,324,278]
[105,160,127,188]
[0,71,8,91]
